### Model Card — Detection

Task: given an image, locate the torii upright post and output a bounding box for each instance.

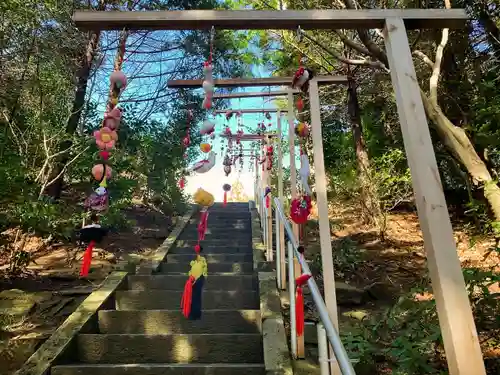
[72,9,486,373]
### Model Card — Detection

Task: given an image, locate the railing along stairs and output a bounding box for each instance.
[256,189,356,375]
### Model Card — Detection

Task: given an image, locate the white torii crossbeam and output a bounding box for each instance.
[70,8,485,375]
[72,9,467,30]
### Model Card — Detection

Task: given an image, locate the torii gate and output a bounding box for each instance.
[72,9,484,375]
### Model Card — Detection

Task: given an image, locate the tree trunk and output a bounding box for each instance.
[347,79,382,226]
[420,89,500,221]
[45,30,101,198]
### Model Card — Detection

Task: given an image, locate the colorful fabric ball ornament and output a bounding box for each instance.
[290,195,312,224]
[200,120,215,135]
[183,135,191,148]
[295,122,310,138]
[200,143,211,153]
[292,67,314,93]
[191,151,216,174]
[296,97,304,112]
[84,186,109,212]
[222,183,231,206]
[94,127,118,150]
[103,107,122,130]
[92,163,112,182]
[202,96,212,110]
[178,177,186,190]
[110,70,127,91]
[265,186,271,208]
[202,80,214,93]
[224,165,231,177]
[299,152,312,195]
[193,188,215,207]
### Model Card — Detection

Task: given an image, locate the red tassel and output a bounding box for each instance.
[179,178,185,189]
[266,195,270,209]
[295,274,312,337]
[224,191,227,206]
[80,240,95,277]
[296,286,305,337]
[181,275,195,318]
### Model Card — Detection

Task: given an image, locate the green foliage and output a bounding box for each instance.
[341,267,500,374]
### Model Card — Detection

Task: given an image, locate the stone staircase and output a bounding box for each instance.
[51,202,266,375]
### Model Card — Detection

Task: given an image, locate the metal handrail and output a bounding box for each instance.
[273,197,356,375]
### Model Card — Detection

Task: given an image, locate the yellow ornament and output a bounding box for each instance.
[200,143,212,153]
[193,188,215,207]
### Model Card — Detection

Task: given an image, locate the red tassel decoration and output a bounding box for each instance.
[80,240,95,277]
[181,275,195,318]
[178,177,185,190]
[295,274,312,337]
[266,195,270,209]
[224,191,227,206]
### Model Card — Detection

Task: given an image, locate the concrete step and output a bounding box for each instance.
[159,261,254,274]
[76,333,264,363]
[98,310,261,334]
[166,254,253,263]
[52,363,265,375]
[116,290,259,310]
[169,245,252,254]
[188,220,251,228]
[175,239,251,247]
[127,275,258,291]
[178,232,252,241]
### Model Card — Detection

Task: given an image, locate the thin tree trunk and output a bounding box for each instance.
[420,89,500,221]
[347,78,382,226]
[45,30,101,198]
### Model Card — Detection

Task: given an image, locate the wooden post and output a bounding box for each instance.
[277,112,286,290]
[309,78,340,374]
[287,93,299,240]
[266,135,274,261]
[288,93,306,358]
[383,17,485,375]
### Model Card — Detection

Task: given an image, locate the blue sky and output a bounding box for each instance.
[89,30,299,202]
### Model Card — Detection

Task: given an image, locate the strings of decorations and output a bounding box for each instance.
[178,109,193,190]
[80,34,128,277]
[181,28,218,320]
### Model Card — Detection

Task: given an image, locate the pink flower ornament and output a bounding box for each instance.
[94,127,118,150]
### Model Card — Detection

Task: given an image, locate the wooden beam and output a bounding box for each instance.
[384,18,485,375]
[213,109,288,114]
[168,76,347,88]
[73,9,468,31]
[213,90,298,99]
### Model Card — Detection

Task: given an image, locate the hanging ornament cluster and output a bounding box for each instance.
[81,40,128,277]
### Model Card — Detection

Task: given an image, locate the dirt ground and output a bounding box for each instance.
[0,204,173,375]
[297,201,500,374]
